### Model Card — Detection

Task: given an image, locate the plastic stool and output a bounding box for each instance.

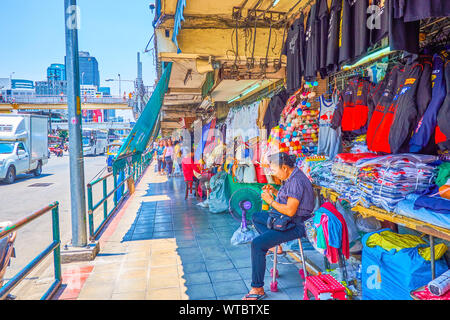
[303,274,347,300]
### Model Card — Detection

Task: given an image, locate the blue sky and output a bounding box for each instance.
[0,0,157,95]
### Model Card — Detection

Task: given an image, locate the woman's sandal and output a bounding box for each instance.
[242,293,266,300]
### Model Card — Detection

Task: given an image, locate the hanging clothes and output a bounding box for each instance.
[304,2,319,81]
[256,98,270,129]
[388,0,420,54]
[331,77,373,135]
[263,89,289,136]
[436,60,450,151]
[353,0,370,59]
[326,0,342,74]
[318,94,341,158]
[369,0,389,46]
[282,15,306,94]
[388,62,425,153]
[338,0,353,65]
[410,54,446,153]
[318,0,329,78]
[366,65,404,153]
[397,0,450,22]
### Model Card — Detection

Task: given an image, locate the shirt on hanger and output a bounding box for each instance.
[369,0,389,46]
[338,0,353,65]
[304,2,319,81]
[282,16,306,93]
[396,0,450,22]
[318,0,329,78]
[326,0,342,73]
[388,0,420,54]
[353,0,370,59]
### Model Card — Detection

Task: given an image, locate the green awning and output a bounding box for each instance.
[113,62,172,172]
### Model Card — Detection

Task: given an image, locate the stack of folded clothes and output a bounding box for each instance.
[355,154,439,212]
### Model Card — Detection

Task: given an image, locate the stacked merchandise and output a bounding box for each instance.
[329,153,379,207]
[268,82,320,156]
[355,154,438,212]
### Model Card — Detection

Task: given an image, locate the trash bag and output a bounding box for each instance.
[208,172,229,213]
[231,225,259,245]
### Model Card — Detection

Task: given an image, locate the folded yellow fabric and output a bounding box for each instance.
[367,231,447,261]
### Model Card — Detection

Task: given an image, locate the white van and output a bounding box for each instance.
[0,114,49,184]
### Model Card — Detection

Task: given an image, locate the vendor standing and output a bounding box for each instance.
[243,152,314,300]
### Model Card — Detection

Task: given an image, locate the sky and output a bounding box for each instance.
[0,0,158,96]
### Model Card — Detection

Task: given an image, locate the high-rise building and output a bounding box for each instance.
[47,64,66,81]
[65,51,100,87]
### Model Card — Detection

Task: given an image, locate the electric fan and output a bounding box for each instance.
[228,187,262,245]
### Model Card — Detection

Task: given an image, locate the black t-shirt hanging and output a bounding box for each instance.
[304,2,319,81]
[369,0,389,46]
[282,16,305,94]
[326,0,342,73]
[338,0,353,65]
[388,0,420,54]
[318,0,329,78]
[353,0,369,59]
[398,0,450,22]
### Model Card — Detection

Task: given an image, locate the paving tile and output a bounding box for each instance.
[212,280,248,297]
[176,240,198,248]
[148,276,181,289]
[114,278,148,293]
[185,283,216,300]
[205,259,235,272]
[182,272,211,285]
[217,294,245,300]
[283,287,304,300]
[146,287,181,300]
[111,291,146,300]
[209,269,241,283]
[152,231,175,239]
[231,256,252,268]
[150,265,179,278]
[180,262,207,274]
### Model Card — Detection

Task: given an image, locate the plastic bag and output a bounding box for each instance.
[208,172,228,213]
[355,215,382,233]
[336,200,360,243]
[231,225,259,245]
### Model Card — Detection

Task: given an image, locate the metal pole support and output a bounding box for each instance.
[65,0,88,247]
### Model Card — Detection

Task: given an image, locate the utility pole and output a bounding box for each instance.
[64,0,87,247]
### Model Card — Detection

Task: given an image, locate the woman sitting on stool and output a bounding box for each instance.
[243,152,314,300]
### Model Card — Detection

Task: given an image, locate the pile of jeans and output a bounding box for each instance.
[355,154,438,212]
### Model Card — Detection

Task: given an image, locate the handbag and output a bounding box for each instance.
[266,210,296,231]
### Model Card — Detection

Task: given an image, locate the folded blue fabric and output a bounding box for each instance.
[414,185,450,215]
[396,194,450,230]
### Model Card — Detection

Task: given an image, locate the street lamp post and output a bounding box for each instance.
[118,73,121,97]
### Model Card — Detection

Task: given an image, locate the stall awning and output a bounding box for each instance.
[113,62,173,171]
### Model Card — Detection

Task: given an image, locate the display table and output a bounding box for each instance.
[314,184,450,280]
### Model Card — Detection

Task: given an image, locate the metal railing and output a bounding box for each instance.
[86,152,153,241]
[0,202,61,300]
[2,96,131,105]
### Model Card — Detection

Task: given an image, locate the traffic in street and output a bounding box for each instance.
[0,152,110,277]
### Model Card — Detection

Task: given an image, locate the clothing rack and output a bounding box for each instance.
[327,51,404,92]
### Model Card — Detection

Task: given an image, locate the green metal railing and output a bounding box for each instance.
[87,152,153,241]
[0,202,61,300]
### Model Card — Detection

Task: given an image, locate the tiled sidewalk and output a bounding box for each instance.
[55,164,307,300]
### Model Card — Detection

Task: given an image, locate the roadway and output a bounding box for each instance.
[0,153,111,278]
